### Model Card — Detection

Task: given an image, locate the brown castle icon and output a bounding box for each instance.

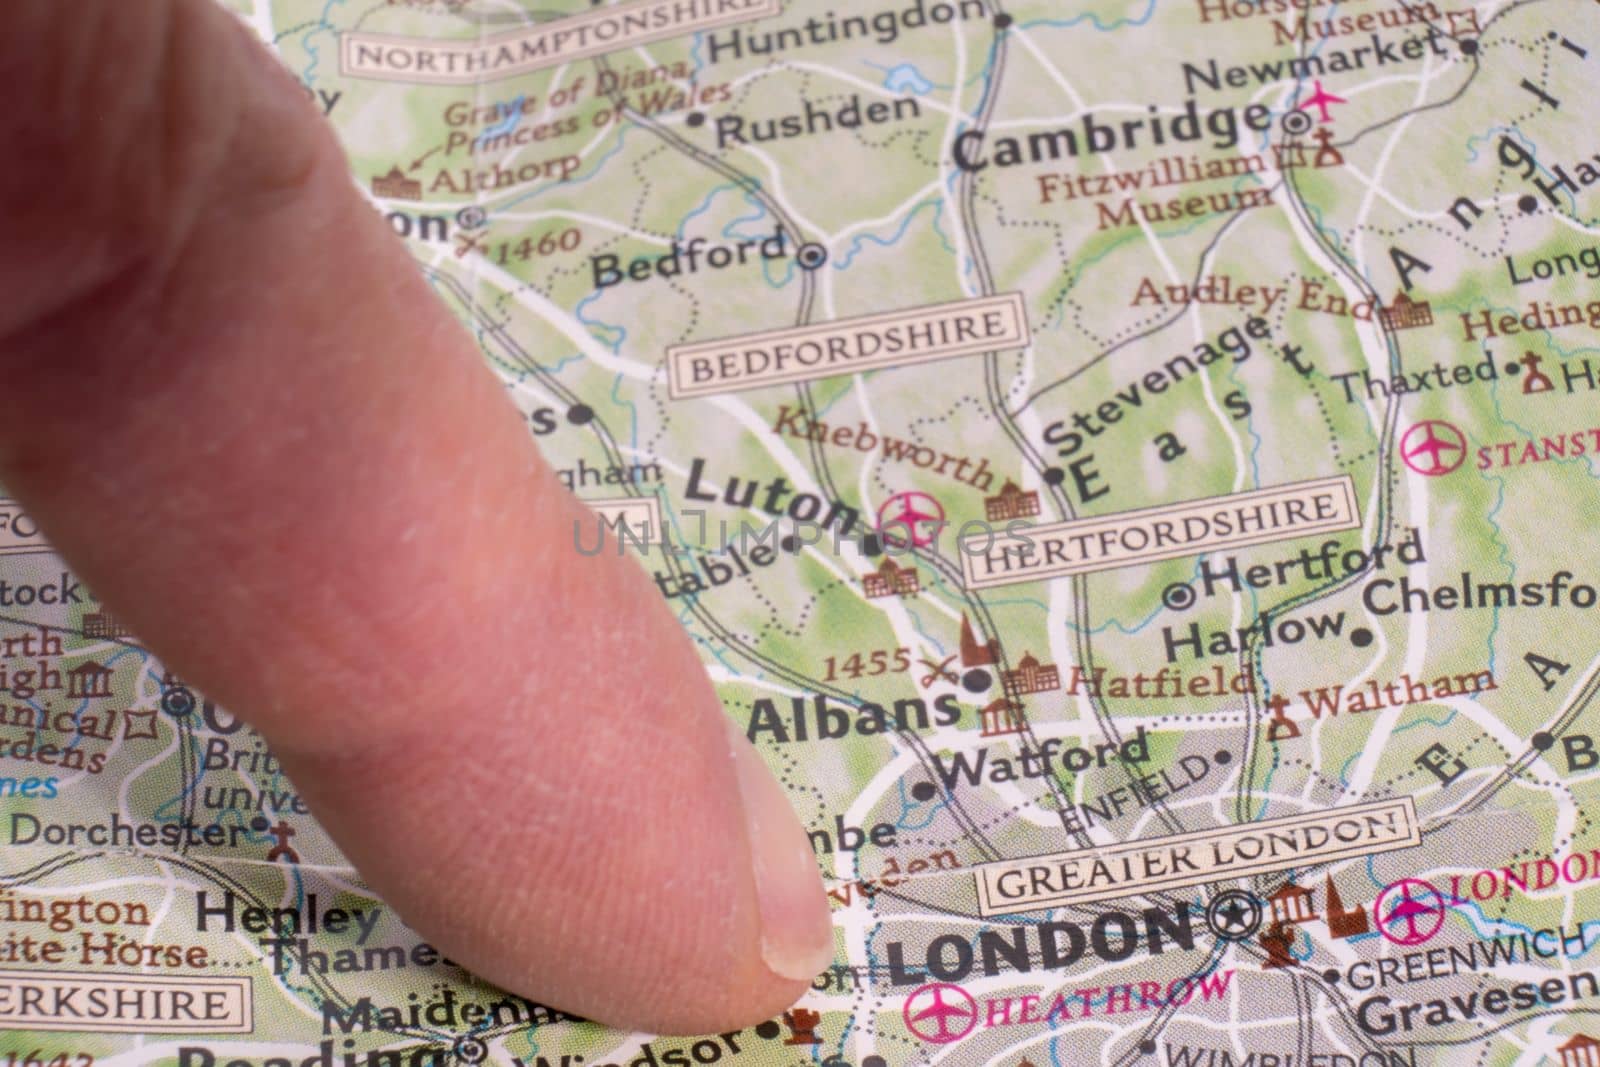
[1260,921,1296,969]
[371,166,422,201]
[782,1008,822,1045]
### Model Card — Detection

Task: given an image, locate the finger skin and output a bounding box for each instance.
[0,0,828,1034]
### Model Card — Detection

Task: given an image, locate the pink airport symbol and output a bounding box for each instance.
[904,982,978,1044]
[1374,878,1448,945]
[1298,80,1349,123]
[1400,420,1468,477]
[877,492,945,549]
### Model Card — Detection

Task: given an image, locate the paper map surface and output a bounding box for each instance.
[3,0,1600,1064]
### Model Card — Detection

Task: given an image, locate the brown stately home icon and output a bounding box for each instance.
[863,558,919,599]
[1559,1033,1600,1067]
[1378,290,1433,332]
[985,479,1041,522]
[82,612,129,640]
[1002,651,1061,697]
[371,166,422,201]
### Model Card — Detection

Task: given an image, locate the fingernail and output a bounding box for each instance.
[725,717,834,982]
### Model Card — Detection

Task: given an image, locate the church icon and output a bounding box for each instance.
[960,614,998,666]
[1324,875,1370,939]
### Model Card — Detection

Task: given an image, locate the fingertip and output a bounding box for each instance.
[725,718,835,984]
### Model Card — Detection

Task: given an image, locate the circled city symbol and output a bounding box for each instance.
[160,685,197,718]
[1400,420,1467,477]
[1205,889,1264,941]
[877,492,946,549]
[1374,877,1448,945]
[903,982,978,1044]
[452,1038,488,1066]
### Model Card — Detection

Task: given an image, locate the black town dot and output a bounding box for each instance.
[1042,467,1067,486]
[1323,968,1341,984]
[863,1058,888,1067]
[1351,627,1374,648]
[912,781,938,802]
[994,13,1014,29]
[1533,732,1555,751]
[755,1021,782,1040]
[781,536,800,554]
[250,816,270,833]
[566,404,594,425]
[1460,38,1478,54]
[1520,195,1540,214]
[1506,362,1523,375]
[963,668,992,693]
[862,534,883,557]
[798,243,829,269]
[686,111,706,128]
[1214,750,1233,765]
[1139,1040,1157,1055]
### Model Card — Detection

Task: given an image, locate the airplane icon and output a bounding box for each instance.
[1379,896,1439,941]
[895,501,941,526]
[1374,879,1448,945]
[1408,428,1456,464]
[904,984,977,1043]
[1400,420,1466,476]
[1298,80,1348,123]
[877,492,946,548]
